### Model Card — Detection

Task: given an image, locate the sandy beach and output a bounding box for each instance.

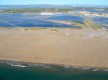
[0,27,108,68]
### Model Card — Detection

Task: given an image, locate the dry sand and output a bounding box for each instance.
[0,27,108,68]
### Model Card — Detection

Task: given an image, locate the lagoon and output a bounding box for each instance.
[0,13,83,28]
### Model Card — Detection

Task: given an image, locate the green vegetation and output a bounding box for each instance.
[23,27,46,31]
[92,23,101,29]
[1,7,108,13]
[50,28,59,32]
[0,27,13,30]
[83,19,101,29]
[2,8,72,13]
[106,29,108,32]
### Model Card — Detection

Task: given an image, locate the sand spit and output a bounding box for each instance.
[0,27,108,68]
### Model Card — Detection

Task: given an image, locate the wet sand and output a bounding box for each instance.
[0,27,108,68]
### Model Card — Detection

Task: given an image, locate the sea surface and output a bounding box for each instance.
[0,61,108,80]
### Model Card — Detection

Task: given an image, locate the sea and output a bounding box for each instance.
[0,60,108,80]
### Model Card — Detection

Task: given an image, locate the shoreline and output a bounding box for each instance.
[0,27,108,69]
[0,60,108,72]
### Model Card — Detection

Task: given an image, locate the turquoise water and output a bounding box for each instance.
[0,61,108,80]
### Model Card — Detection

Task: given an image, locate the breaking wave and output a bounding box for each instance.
[2,60,108,72]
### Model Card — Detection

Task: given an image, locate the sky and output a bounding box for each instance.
[0,0,108,5]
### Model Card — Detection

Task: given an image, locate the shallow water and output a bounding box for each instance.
[0,61,108,80]
[94,17,108,24]
[94,17,108,29]
[0,13,82,28]
[45,14,84,23]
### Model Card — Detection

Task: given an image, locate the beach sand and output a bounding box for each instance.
[0,28,108,68]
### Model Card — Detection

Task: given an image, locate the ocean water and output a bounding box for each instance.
[0,61,108,80]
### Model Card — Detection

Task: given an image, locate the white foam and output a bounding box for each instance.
[92,69,99,71]
[7,62,27,68]
[82,67,90,70]
[31,64,51,68]
[10,64,27,68]
[104,69,108,71]
[64,65,72,68]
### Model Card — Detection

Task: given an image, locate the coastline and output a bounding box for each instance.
[0,60,108,71]
[0,27,108,69]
